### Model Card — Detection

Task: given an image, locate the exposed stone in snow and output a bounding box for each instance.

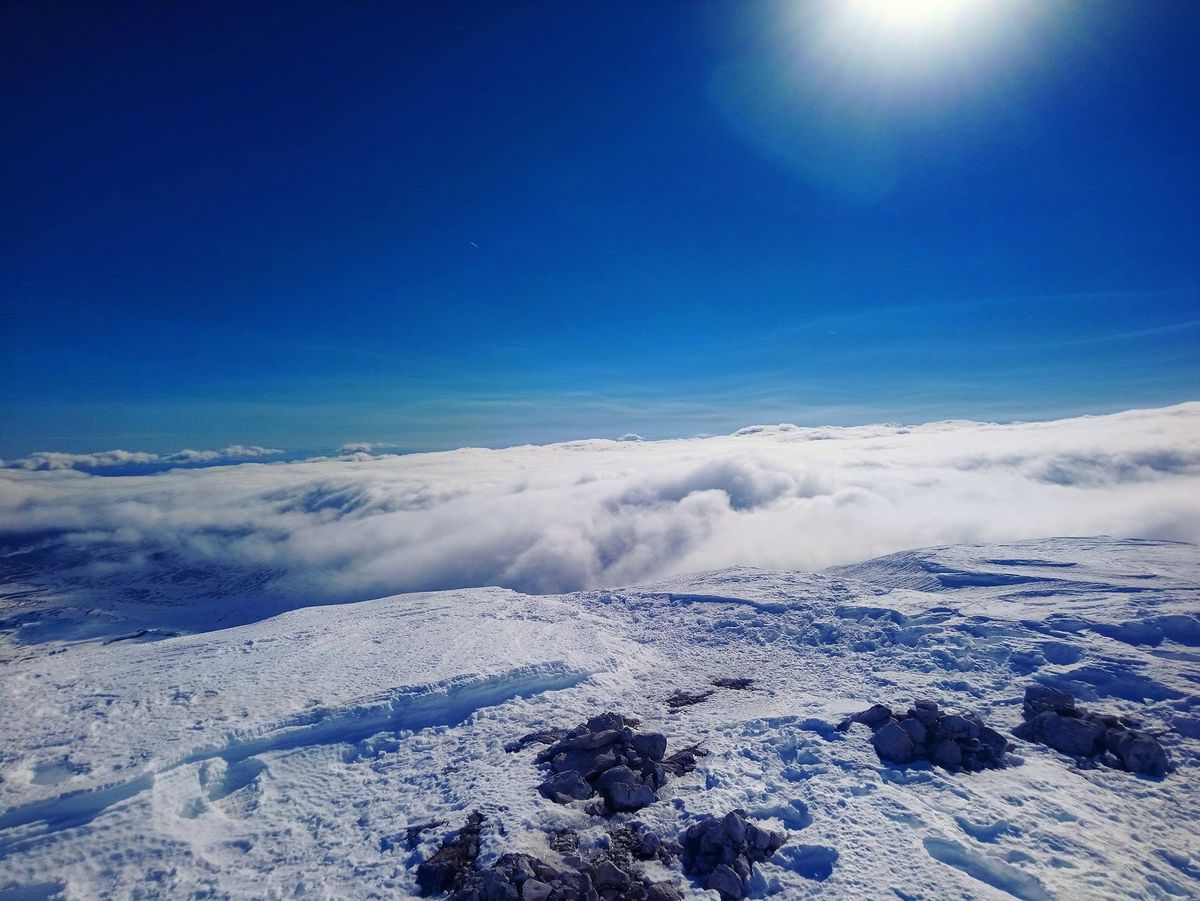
[840,699,1010,771]
[681,810,787,901]
[531,712,699,814]
[1013,685,1170,776]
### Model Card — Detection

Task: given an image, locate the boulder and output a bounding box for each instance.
[416,812,485,896]
[706,864,745,900]
[526,711,705,814]
[521,880,552,901]
[844,700,1008,772]
[607,781,656,812]
[538,769,592,803]
[1013,685,1170,777]
[911,700,940,726]
[682,810,785,901]
[930,738,963,769]
[646,883,684,901]
[900,717,927,746]
[632,732,668,762]
[1023,684,1076,716]
[1114,730,1169,777]
[871,721,916,764]
[856,704,894,728]
[593,859,632,891]
[940,715,979,741]
[1039,713,1105,757]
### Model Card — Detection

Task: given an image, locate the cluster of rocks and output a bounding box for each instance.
[419,817,683,901]
[451,851,684,901]
[416,812,485,896]
[532,712,705,814]
[839,700,1010,772]
[1012,685,1170,776]
[666,677,756,710]
[681,810,787,901]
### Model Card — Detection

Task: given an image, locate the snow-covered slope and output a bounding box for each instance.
[1,538,1198,899]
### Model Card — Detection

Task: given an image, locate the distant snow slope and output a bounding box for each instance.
[1,537,1197,899]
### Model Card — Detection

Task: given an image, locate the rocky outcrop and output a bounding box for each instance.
[666,689,713,709]
[681,810,787,901]
[1012,685,1170,776]
[839,700,1009,772]
[504,728,570,754]
[439,822,683,901]
[415,812,485,896]
[532,712,705,814]
[667,677,757,709]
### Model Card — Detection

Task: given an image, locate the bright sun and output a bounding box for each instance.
[843,0,985,37]
[812,0,1019,77]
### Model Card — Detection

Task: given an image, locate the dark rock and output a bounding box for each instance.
[871,721,916,764]
[706,864,745,900]
[401,820,444,848]
[662,743,708,776]
[844,700,1008,772]
[607,780,656,812]
[593,859,632,891]
[521,880,552,901]
[1013,685,1170,777]
[556,729,622,752]
[682,810,785,901]
[900,717,927,746]
[844,705,892,734]
[641,761,667,790]
[978,725,1009,759]
[646,882,683,901]
[666,689,713,709]
[596,765,641,791]
[930,738,963,769]
[440,824,678,901]
[416,812,485,896]
[940,714,979,741]
[504,729,569,753]
[1038,713,1105,757]
[1114,730,1169,777]
[608,821,676,867]
[539,769,592,803]
[912,700,940,726]
[586,712,627,733]
[1023,684,1077,716]
[530,712,705,813]
[631,732,667,762]
[712,677,756,690]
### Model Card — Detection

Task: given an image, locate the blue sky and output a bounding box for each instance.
[2,0,1197,455]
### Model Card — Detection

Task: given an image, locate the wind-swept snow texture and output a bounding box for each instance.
[1,538,1198,899]
[1,403,1199,648]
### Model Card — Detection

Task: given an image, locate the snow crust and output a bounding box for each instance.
[1,537,1198,899]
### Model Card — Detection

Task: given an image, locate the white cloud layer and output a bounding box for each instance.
[3,445,282,473]
[1,404,1198,616]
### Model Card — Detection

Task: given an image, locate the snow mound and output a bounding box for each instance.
[0,537,1197,898]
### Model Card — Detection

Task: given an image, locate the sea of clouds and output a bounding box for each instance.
[2,444,283,474]
[1,404,1198,616]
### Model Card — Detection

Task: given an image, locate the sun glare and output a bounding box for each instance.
[846,0,981,34]
[804,0,1026,83]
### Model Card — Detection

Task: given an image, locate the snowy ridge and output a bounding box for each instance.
[0,537,1198,898]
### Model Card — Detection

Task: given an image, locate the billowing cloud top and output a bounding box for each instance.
[3,444,283,474]
[1,404,1197,632]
